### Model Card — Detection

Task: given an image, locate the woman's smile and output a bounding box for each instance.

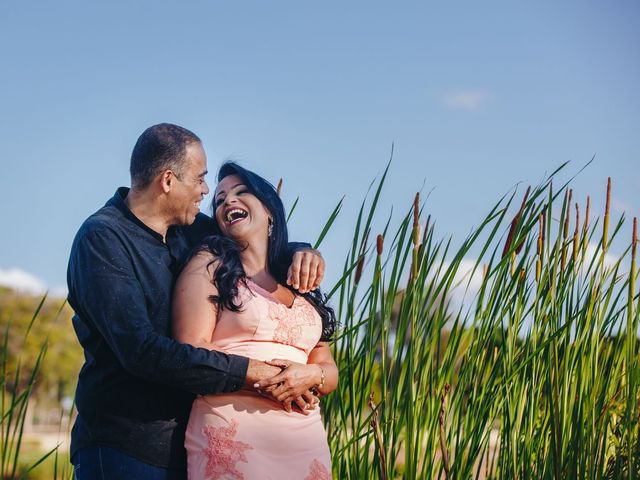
[225,207,249,225]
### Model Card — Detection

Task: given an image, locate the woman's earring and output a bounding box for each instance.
[268,218,274,237]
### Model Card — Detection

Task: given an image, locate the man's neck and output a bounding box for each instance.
[124,188,171,240]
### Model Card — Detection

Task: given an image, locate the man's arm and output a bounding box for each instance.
[68,227,248,395]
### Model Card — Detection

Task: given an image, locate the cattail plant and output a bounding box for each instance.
[319,163,636,479]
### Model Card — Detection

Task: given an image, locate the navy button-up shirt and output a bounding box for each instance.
[67,188,251,468]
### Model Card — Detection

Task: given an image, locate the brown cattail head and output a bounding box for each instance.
[519,268,526,283]
[537,213,544,256]
[604,177,611,251]
[563,189,572,240]
[502,186,531,258]
[412,193,421,247]
[276,178,283,197]
[377,234,384,256]
[585,196,591,230]
[354,255,365,284]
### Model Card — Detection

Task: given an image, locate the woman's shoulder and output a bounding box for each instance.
[181,249,221,277]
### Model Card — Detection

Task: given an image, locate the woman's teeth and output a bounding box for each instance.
[226,208,248,224]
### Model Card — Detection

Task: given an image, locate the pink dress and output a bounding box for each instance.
[184,279,332,480]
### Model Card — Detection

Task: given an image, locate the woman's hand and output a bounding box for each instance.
[284,391,320,415]
[256,359,323,404]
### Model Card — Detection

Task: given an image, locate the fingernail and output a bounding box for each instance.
[293,284,299,289]
[254,383,260,388]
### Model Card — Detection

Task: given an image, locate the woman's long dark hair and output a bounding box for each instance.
[189,161,336,341]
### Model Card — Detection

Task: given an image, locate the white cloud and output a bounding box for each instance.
[443,90,490,110]
[447,258,485,313]
[0,268,67,297]
[581,242,625,273]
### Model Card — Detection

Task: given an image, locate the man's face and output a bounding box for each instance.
[169,142,209,226]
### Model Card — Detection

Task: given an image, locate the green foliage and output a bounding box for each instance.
[0,292,76,479]
[319,163,640,479]
[0,291,81,407]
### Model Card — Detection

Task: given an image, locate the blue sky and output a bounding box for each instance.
[0,1,638,295]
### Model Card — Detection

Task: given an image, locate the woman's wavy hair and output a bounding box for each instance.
[190,161,336,341]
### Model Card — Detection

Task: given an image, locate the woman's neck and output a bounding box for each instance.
[239,239,270,279]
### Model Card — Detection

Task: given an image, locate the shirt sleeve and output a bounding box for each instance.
[288,241,312,252]
[68,226,248,395]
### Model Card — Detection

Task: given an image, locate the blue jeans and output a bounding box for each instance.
[72,445,186,480]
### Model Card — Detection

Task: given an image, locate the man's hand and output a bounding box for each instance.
[287,248,324,293]
[245,359,317,414]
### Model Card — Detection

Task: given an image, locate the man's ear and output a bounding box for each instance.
[160,170,173,193]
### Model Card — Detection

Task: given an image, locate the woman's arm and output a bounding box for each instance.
[256,341,339,403]
[307,342,339,396]
[172,252,221,350]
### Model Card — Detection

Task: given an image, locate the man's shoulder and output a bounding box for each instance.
[73,203,124,245]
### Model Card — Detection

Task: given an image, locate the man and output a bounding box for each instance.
[67,123,324,479]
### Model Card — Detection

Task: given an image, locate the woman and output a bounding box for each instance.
[172,161,338,479]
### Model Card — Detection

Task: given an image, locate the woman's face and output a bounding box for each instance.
[214,174,272,243]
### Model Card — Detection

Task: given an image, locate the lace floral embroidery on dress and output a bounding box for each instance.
[202,419,253,480]
[305,459,332,480]
[268,299,318,348]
